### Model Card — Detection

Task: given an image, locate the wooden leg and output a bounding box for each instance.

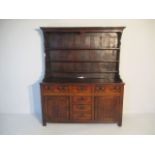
[42,119,46,126]
[117,120,122,127]
[41,95,46,126]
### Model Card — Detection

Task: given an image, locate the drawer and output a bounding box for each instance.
[95,85,106,93]
[42,84,68,93]
[94,85,122,95]
[108,85,122,93]
[72,104,92,112]
[71,112,92,121]
[71,96,92,104]
[69,85,92,94]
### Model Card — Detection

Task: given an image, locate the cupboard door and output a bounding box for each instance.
[95,96,119,122]
[45,96,69,122]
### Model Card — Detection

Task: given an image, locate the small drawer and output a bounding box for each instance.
[72,104,92,112]
[72,112,92,121]
[108,85,122,93]
[95,85,106,93]
[71,96,92,104]
[42,84,68,93]
[70,85,92,94]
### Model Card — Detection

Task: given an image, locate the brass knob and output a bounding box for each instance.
[97,86,105,91]
[45,86,50,90]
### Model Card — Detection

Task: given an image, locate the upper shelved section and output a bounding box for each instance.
[41,27,125,50]
[41,27,125,83]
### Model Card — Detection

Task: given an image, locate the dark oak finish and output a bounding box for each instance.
[40,27,125,126]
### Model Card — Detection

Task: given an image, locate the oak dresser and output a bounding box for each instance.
[40,27,125,126]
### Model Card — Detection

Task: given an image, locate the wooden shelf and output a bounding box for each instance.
[50,60,119,63]
[43,77,122,83]
[50,71,118,73]
[46,48,120,51]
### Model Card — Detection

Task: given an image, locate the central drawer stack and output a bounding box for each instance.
[70,84,94,122]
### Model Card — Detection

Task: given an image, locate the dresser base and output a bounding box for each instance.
[40,83,124,127]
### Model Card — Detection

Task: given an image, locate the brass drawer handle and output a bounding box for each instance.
[58,86,67,91]
[45,86,50,90]
[112,86,121,92]
[96,86,105,91]
[78,86,85,91]
[78,105,85,110]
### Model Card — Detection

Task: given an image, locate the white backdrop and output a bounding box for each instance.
[0,19,155,115]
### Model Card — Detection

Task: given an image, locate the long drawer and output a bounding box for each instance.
[94,84,123,95]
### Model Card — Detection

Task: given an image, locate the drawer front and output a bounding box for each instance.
[69,85,92,94]
[71,112,92,121]
[95,85,106,93]
[94,84,122,95]
[71,96,92,104]
[42,84,68,94]
[108,85,122,93]
[72,104,92,112]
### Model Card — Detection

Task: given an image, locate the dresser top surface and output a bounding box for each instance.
[43,77,124,84]
[41,27,126,32]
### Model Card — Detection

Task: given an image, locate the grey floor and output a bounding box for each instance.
[0,113,155,134]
